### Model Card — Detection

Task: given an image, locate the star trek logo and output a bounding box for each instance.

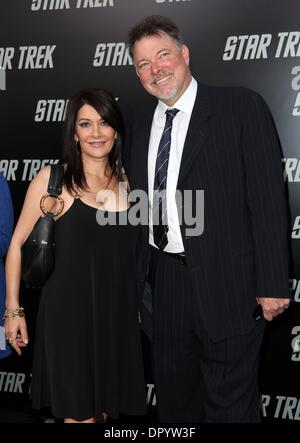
[93,43,133,67]
[31,0,114,10]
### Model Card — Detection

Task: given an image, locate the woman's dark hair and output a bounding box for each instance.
[63,88,124,194]
[128,15,184,59]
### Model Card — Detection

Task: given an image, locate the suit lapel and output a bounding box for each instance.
[177,83,212,187]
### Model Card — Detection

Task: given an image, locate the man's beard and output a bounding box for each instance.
[150,71,179,102]
[154,84,179,101]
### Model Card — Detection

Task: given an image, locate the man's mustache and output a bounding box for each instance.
[150,72,173,85]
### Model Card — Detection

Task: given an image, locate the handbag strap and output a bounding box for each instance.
[47,164,64,197]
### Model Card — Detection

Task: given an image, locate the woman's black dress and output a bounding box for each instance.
[31,198,146,420]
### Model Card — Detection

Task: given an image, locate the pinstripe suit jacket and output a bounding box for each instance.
[123,83,290,342]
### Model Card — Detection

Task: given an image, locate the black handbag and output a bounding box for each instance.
[21,164,65,288]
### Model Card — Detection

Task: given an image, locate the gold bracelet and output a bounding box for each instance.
[2,307,25,320]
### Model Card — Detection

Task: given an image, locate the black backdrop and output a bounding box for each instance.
[1,0,300,423]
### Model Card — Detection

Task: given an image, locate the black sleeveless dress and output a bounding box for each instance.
[31,198,146,420]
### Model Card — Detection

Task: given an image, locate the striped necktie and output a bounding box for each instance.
[153,108,179,250]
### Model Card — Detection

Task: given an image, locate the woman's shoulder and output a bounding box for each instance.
[37,164,51,179]
[31,163,66,187]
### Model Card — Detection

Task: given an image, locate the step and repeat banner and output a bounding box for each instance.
[1,0,300,423]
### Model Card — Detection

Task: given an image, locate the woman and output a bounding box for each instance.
[0,173,13,359]
[4,89,146,423]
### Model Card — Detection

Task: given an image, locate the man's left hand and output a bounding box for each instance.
[257,297,290,321]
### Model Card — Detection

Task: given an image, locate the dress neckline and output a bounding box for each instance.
[76,197,130,213]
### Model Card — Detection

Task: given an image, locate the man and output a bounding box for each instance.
[124,15,290,422]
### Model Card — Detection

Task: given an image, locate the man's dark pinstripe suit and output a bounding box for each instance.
[123,83,290,422]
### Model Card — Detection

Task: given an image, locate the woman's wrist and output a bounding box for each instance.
[3,306,25,319]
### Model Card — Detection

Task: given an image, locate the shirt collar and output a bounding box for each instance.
[157,77,198,118]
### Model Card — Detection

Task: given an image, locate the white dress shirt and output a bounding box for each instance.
[148,77,198,253]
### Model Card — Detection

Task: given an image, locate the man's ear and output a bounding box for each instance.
[181,44,190,66]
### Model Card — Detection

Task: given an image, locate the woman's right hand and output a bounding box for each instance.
[4,316,29,356]
[4,166,50,356]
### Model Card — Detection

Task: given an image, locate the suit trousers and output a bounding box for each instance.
[149,246,266,423]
